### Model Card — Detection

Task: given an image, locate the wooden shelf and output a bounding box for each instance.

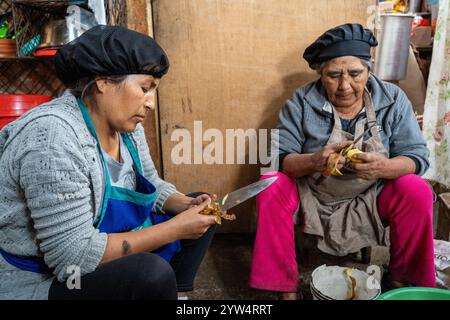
[1,0,127,95]
[12,0,86,8]
[0,55,54,61]
[416,46,433,51]
[0,56,32,60]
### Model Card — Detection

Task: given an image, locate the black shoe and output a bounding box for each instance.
[381,271,412,293]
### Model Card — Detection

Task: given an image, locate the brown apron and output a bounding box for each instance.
[298,90,389,256]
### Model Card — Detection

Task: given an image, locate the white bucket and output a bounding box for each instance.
[311,265,381,300]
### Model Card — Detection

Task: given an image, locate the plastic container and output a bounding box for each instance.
[0,39,16,57]
[34,48,58,57]
[378,287,450,300]
[374,13,415,81]
[0,94,52,128]
[311,265,381,300]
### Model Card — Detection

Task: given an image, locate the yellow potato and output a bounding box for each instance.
[346,149,363,163]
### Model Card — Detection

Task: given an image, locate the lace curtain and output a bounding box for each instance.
[423,0,450,187]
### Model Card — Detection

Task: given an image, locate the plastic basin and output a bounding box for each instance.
[378,287,450,300]
[0,94,52,128]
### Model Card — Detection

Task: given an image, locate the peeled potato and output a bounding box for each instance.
[346,149,363,163]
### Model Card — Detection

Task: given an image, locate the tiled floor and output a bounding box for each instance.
[188,233,390,300]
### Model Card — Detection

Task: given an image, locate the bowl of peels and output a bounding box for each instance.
[311,265,381,300]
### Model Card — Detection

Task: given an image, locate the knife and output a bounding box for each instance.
[216,176,278,211]
[315,122,377,186]
[342,122,377,157]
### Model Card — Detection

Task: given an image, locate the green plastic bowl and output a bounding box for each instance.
[378,287,450,300]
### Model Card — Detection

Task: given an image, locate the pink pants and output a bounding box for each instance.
[249,172,436,292]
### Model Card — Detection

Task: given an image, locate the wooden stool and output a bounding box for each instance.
[360,247,372,264]
[296,232,372,265]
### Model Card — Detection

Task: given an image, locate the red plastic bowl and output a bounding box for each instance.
[0,94,52,128]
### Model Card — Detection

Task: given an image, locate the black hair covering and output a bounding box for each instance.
[55,25,169,87]
[303,23,378,69]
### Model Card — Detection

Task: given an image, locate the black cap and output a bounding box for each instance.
[55,25,170,87]
[303,23,378,69]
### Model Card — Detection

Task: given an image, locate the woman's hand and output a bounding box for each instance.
[163,193,212,214]
[349,153,417,180]
[189,193,214,207]
[348,152,390,180]
[311,141,353,174]
[168,197,218,240]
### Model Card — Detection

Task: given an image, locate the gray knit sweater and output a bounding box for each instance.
[0,91,179,299]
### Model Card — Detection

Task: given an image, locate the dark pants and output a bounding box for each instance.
[49,192,216,300]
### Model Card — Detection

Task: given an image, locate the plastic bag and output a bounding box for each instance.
[434,239,450,289]
[65,5,99,40]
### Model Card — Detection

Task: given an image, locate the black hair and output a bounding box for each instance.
[70,75,128,99]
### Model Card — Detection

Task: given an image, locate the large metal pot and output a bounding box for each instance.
[36,18,91,49]
[36,19,73,49]
[374,13,415,81]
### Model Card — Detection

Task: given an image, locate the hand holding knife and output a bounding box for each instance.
[199,176,278,224]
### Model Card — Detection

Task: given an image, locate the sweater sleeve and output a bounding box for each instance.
[389,89,430,176]
[132,124,181,212]
[19,117,107,282]
[278,91,305,155]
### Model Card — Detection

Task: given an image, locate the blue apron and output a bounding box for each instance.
[0,99,180,274]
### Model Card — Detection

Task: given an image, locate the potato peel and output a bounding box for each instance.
[323,152,344,176]
[345,268,357,300]
[199,195,236,224]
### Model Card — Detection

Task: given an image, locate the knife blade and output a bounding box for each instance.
[217,176,278,211]
[315,122,378,186]
[342,122,377,156]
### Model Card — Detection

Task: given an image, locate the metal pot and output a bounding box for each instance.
[36,19,83,49]
[408,0,422,13]
[374,13,415,81]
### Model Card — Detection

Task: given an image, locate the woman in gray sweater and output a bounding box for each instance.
[0,25,217,300]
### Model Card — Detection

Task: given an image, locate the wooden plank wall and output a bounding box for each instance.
[153,0,376,233]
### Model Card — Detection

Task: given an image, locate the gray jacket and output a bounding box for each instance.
[278,74,429,175]
[0,91,179,299]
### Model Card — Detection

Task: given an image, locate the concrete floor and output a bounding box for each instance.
[187,233,390,300]
[186,201,442,300]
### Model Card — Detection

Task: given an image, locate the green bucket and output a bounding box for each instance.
[378,287,450,300]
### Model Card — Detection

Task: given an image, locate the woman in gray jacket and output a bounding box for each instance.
[249,24,435,299]
[0,25,217,300]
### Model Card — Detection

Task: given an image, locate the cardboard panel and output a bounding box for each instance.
[153,0,376,232]
[398,47,427,115]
